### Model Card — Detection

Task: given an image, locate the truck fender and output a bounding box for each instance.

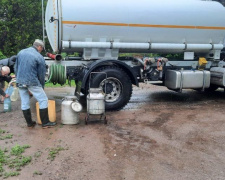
[81,59,139,90]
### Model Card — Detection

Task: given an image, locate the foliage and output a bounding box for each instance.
[119,53,160,59]
[45,79,76,88]
[0,0,47,56]
[0,51,6,59]
[119,53,184,60]
[162,53,184,59]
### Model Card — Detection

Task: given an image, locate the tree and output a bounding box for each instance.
[0,0,44,56]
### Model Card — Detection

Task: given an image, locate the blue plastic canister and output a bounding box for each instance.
[3,86,14,112]
[4,98,11,112]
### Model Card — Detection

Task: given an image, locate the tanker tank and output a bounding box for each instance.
[45,0,225,56]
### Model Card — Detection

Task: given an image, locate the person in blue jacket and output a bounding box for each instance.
[15,39,56,128]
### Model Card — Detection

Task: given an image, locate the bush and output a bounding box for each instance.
[0,51,6,59]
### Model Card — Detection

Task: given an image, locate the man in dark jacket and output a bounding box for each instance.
[0,55,17,74]
[0,65,12,102]
[15,39,56,128]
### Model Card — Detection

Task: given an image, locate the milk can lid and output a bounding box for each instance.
[71,101,82,112]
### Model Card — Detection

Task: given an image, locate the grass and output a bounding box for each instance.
[0,129,6,134]
[0,144,32,178]
[33,171,42,176]
[0,129,13,140]
[34,151,42,159]
[0,128,68,178]
[48,146,65,161]
[8,156,32,171]
[0,134,13,140]
[45,79,76,88]
[10,145,30,156]
[3,171,20,178]
[0,128,32,179]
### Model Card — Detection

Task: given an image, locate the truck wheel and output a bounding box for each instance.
[89,66,132,111]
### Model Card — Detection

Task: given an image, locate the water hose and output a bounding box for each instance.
[45,64,67,85]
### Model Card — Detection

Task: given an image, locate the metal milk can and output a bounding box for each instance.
[61,96,82,124]
[87,88,105,115]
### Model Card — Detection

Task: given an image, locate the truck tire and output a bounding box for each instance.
[89,66,132,111]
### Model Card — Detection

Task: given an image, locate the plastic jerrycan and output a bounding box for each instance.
[10,87,19,101]
[4,98,11,112]
[3,86,14,112]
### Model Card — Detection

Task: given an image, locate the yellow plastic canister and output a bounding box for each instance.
[36,100,56,124]
[198,57,208,70]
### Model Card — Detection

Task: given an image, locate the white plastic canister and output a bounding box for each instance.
[87,88,105,115]
[61,96,80,124]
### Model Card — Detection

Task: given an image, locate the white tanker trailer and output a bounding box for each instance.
[45,0,225,110]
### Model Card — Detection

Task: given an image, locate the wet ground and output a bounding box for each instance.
[1,84,225,180]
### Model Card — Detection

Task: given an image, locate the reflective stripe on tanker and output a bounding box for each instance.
[62,21,225,30]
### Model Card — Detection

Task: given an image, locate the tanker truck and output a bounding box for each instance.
[44,0,225,110]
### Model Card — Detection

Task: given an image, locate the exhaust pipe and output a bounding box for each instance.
[46,53,62,61]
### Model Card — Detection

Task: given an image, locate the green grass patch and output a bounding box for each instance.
[0,129,33,179]
[0,134,13,140]
[45,79,76,88]
[0,145,32,178]
[0,129,13,140]
[33,171,42,176]
[3,171,20,178]
[48,146,65,161]
[34,151,42,159]
[8,156,32,171]
[10,145,31,156]
[0,129,6,134]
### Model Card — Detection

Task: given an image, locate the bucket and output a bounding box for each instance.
[36,100,56,124]
[61,96,80,125]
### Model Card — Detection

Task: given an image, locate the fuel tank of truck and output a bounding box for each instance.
[45,0,225,54]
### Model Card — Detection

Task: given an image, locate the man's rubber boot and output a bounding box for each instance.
[22,109,36,128]
[39,108,56,129]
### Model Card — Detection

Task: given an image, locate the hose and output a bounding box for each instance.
[45,64,67,85]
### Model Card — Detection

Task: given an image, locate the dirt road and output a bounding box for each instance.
[0,84,225,180]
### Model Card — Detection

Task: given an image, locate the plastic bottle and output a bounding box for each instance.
[5,86,14,96]
[4,98,11,112]
[10,87,19,101]
[3,86,14,112]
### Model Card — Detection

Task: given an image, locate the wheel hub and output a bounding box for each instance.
[99,78,122,102]
[105,83,113,94]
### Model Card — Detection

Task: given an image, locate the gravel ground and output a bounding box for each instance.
[0,84,225,180]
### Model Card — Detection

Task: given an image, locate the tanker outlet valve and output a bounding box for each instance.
[46,53,62,61]
[49,16,58,23]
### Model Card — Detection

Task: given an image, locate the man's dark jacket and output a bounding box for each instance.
[0,65,12,97]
